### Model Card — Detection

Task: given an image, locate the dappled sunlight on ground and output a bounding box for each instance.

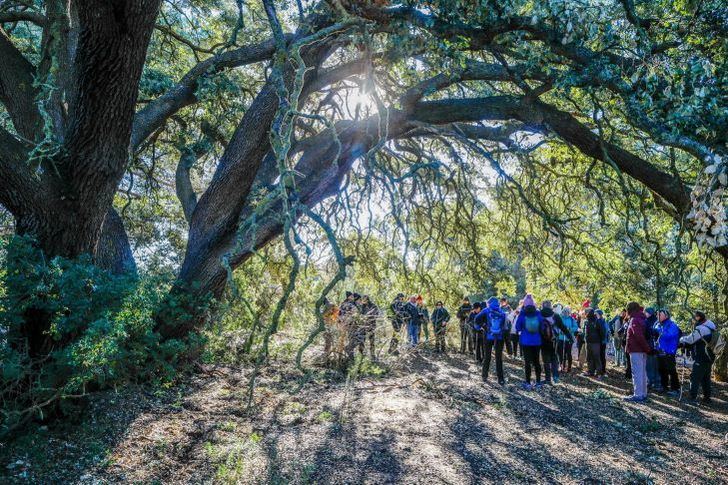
[3,348,727,483]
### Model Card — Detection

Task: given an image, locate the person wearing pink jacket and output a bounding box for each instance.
[624,302,650,402]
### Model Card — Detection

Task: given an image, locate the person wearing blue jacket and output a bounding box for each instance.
[482,297,506,384]
[473,302,488,364]
[515,294,543,389]
[656,309,680,396]
[557,306,578,373]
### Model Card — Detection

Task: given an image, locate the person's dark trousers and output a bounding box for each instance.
[689,361,713,400]
[510,334,520,357]
[483,339,504,382]
[522,345,541,383]
[599,343,607,375]
[459,319,468,353]
[474,330,485,363]
[625,350,632,378]
[658,354,679,391]
[388,321,402,354]
[586,343,602,375]
[504,334,513,357]
[577,340,584,361]
[541,343,555,382]
[556,340,573,372]
[434,325,447,353]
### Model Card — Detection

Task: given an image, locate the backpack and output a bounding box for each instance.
[703,330,725,361]
[489,310,505,337]
[524,315,540,333]
[541,315,554,342]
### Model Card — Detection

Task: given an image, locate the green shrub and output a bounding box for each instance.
[0,236,193,436]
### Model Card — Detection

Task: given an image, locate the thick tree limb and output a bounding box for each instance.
[411,96,691,212]
[0,127,40,216]
[0,26,41,139]
[0,10,46,25]
[131,35,291,150]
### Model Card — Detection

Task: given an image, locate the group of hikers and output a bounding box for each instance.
[325,291,724,405]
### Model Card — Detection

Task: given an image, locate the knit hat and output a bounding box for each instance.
[582,299,591,309]
[523,294,536,307]
[596,309,603,315]
[645,307,656,316]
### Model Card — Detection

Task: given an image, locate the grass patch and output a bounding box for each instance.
[317,410,335,423]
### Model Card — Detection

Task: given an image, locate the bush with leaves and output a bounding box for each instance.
[0,236,199,437]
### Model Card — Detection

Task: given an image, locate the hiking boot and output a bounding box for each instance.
[534,381,544,390]
[521,381,533,390]
[553,376,560,384]
[623,395,646,402]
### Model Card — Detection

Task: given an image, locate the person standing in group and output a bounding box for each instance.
[359,295,380,360]
[539,301,560,384]
[341,292,362,361]
[679,311,720,405]
[516,294,543,389]
[388,293,407,354]
[610,309,627,367]
[556,306,577,373]
[416,296,430,344]
[404,295,422,348]
[624,302,650,402]
[575,312,586,370]
[596,309,610,376]
[644,307,661,391]
[500,298,513,356]
[508,303,522,359]
[583,308,605,378]
[472,302,487,364]
[482,297,507,384]
[456,297,473,354]
[431,301,451,353]
[655,309,680,397]
[545,302,573,383]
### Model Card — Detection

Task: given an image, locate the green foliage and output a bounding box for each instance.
[0,236,197,437]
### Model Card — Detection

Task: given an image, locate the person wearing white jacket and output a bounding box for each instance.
[679,311,718,404]
[507,306,521,359]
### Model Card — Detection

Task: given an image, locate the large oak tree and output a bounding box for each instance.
[0,0,726,352]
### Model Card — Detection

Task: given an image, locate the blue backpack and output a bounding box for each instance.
[488,310,505,337]
[525,315,540,333]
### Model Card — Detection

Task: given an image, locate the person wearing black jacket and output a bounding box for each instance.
[456,297,473,354]
[403,295,422,347]
[541,302,573,384]
[388,293,407,354]
[679,311,718,404]
[358,296,379,360]
[583,309,606,378]
[468,302,484,362]
[431,301,451,353]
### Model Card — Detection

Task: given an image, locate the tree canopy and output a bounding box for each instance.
[0,0,726,433]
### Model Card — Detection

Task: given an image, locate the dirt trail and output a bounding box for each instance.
[3,349,727,484]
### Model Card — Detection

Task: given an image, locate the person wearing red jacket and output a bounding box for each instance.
[624,301,650,402]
